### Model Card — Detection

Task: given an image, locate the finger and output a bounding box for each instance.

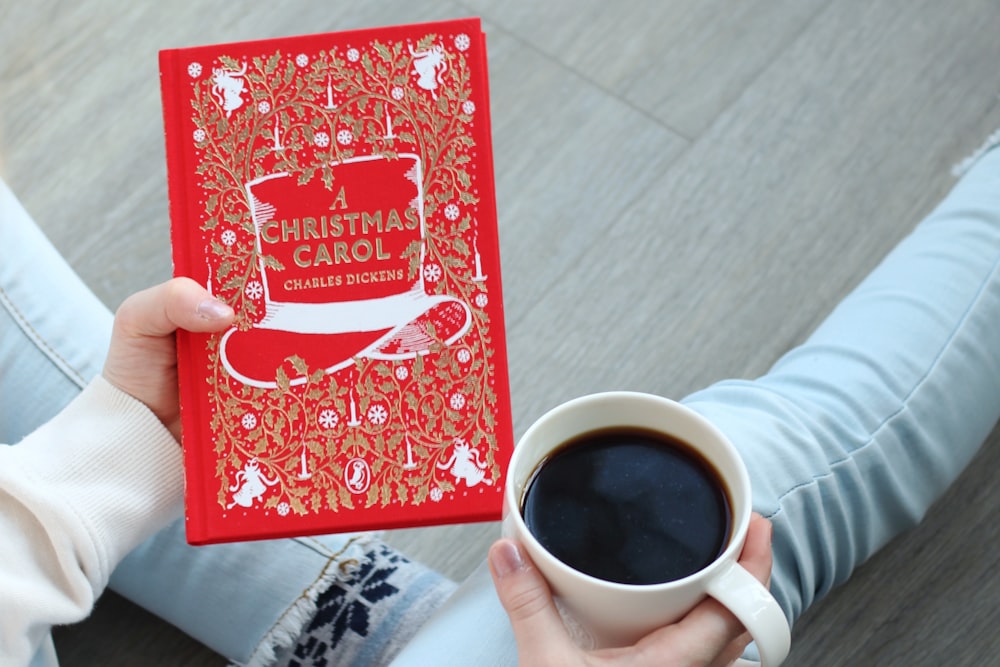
[704,515,776,665]
[642,595,749,665]
[488,539,574,661]
[705,515,775,666]
[739,513,774,586]
[114,277,234,340]
[709,628,754,667]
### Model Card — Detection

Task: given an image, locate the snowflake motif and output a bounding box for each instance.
[241,413,257,430]
[367,404,389,425]
[220,229,237,247]
[245,280,264,300]
[318,408,339,429]
[391,86,405,100]
[444,204,461,221]
[293,544,404,655]
[394,366,409,381]
[277,502,290,517]
[296,53,309,67]
[193,128,206,143]
[258,100,271,114]
[337,130,353,145]
[347,47,360,62]
[454,34,471,51]
[462,100,476,115]
[457,348,472,364]
[475,293,488,308]
[450,393,466,410]
[422,263,443,283]
[188,62,202,77]
[314,131,330,147]
[430,487,444,502]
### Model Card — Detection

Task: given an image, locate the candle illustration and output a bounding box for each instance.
[472,230,487,282]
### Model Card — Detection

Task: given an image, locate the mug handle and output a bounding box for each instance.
[704,561,791,667]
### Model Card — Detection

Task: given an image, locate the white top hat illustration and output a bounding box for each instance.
[219,154,471,388]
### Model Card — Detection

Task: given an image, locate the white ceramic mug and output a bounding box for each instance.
[502,391,790,667]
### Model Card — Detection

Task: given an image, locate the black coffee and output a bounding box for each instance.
[521,427,731,585]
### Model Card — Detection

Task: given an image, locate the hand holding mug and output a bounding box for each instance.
[498,392,791,666]
[489,513,775,666]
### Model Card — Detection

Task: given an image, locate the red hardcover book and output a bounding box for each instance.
[159,17,513,545]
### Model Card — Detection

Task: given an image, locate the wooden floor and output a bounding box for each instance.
[4,0,1000,664]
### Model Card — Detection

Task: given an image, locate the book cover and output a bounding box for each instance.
[159,17,513,545]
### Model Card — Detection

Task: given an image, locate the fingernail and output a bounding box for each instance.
[491,540,526,578]
[197,298,234,320]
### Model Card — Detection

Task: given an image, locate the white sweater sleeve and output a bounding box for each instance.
[0,376,183,665]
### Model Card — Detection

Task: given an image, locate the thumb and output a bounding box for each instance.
[113,277,234,340]
[488,539,573,661]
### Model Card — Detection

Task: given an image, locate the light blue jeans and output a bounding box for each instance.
[3,142,999,666]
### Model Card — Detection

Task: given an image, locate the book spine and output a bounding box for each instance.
[158,47,207,545]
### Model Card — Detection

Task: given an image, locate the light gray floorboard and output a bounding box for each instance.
[3,0,1000,664]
